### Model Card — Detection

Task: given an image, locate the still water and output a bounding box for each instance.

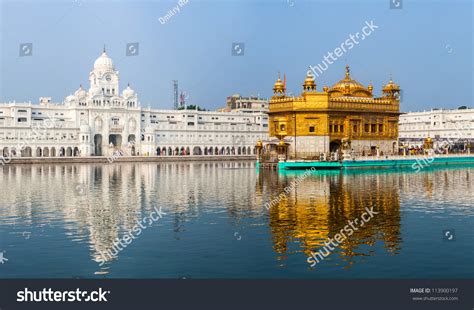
[0,162,473,278]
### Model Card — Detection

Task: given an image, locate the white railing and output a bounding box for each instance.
[351,153,474,161]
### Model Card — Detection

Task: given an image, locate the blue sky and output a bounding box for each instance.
[0,0,472,111]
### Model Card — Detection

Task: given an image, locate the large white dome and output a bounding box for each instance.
[93,51,114,71]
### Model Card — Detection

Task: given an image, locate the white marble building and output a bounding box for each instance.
[399,108,474,147]
[0,50,268,158]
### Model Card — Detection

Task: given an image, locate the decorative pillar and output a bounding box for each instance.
[277,139,287,161]
[341,138,351,160]
[255,139,263,160]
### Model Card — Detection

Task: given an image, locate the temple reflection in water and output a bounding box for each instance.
[1,163,473,276]
[257,169,402,267]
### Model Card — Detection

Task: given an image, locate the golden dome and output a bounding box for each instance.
[329,65,371,97]
[302,70,316,92]
[382,78,400,92]
[273,72,285,94]
[274,78,284,89]
[304,73,314,85]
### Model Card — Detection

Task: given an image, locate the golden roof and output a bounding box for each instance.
[302,70,316,92]
[303,72,315,86]
[382,78,400,92]
[273,72,285,93]
[329,65,371,97]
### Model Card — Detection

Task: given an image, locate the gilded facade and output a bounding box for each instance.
[266,66,401,157]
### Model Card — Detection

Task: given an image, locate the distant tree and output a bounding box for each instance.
[178,105,208,111]
[458,106,468,110]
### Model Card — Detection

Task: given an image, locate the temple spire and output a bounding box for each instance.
[345,65,350,79]
[103,44,106,53]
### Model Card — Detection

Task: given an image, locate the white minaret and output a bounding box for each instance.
[88,46,120,98]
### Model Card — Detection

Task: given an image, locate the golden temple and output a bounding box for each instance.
[264,65,401,158]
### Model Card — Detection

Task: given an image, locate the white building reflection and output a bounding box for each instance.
[0,161,258,269]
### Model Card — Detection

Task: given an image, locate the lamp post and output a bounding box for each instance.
[292,113,297,159]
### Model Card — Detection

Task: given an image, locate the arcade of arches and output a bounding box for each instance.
[155,146,256,156]
[2,146,80,158]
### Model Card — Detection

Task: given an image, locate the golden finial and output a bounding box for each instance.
[273,71,285,95]
[345,65,350,79]
[303,68,316,92]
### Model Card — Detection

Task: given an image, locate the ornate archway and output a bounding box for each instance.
[330,140,341,153]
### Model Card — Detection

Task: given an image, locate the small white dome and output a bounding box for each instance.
[122,84,136,98]
[93,51,114,71]
[75,85,87,98]
[65,94,76,102]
